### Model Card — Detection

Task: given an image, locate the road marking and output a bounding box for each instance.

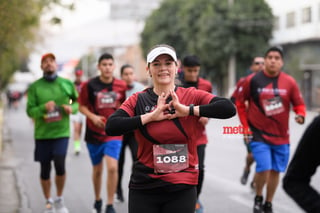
[229,195,252,208]
[205,173,303,213]
[205,173,248,192]
[229,195,301,213]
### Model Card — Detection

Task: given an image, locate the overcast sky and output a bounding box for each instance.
[29,0,161,76]
[29,0,113,75]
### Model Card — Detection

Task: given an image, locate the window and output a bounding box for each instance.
[286,12,295,28]
[273,16,280,30]
[302,7,312,23]
[319,3,320,21]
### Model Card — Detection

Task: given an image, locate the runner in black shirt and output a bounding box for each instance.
[283,115,320,213]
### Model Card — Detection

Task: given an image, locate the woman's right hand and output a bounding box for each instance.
[45,101,56,112]
[141,92,172,125]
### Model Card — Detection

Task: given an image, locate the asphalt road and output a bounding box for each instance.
[4,97,320,213]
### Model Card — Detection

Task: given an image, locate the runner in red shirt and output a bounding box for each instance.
[78,53,127,213]
[236,46,306,213]
[180,55,212,213]
[106,44,236,213]
[231,56,264,188]
[71,69,85,155]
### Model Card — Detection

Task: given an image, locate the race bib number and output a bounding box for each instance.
[153,144,189,173]
[44,107,62,123]
[262,96,284,116]
[96,91,117,109]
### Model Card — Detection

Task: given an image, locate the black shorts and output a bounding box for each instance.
[129,185,197,213]
[34,137,69,162]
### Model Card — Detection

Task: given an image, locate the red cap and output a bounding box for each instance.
[41,53,55,63]
[75,69,83,76]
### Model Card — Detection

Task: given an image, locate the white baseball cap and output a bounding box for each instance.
[147,46,177,63]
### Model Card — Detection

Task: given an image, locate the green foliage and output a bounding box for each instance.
[141,0,185,57]
[0,0,39,88]
[140,0,273,93]
[0,0,73,90]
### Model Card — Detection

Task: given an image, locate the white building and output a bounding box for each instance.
[266,0,320,45]
[266,0,320,110]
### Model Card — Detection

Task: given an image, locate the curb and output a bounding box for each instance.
[0,108,3,155]
[0,106,32,213]
[16,168,33,213]
[0,107,20,213]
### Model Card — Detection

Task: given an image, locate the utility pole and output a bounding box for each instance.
[227,0,236,97]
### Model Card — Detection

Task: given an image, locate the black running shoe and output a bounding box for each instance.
[253,195,263,213]
[250,181,256,190]
[241,169,250,185]
[116,189,124,203]
[93,199,102,213]
[105,205,116,213]
[263,201,273,213]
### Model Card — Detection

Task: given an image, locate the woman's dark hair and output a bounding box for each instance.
[120,64,133,76]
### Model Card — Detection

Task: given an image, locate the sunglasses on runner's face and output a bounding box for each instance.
[254,61,264,65]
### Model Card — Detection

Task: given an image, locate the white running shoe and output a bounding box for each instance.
[44,201,55,213]
[54,198,69,213]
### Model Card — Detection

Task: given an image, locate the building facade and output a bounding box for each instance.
[266,0,320,110]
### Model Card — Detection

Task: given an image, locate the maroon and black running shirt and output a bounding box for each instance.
[181,77,212,145]
[79,76,126,144]
[121,87,214,189]
[236,71,306,145]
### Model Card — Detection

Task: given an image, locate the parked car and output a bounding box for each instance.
[6,82,29,108]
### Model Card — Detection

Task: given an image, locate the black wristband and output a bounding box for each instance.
[189,104,194,116]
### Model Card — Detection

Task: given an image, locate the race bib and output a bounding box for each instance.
[44,107,62,123]
[96,91,117,109]
[262,96,284,116]
[153,144,189,173]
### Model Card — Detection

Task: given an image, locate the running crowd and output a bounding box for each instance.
[25,44,319,213]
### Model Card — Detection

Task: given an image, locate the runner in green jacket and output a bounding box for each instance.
[26,53,78,213]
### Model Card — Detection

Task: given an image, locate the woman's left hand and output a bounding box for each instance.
[168,90,189,119]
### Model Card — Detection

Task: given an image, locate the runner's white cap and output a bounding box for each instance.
[147,46,177,63]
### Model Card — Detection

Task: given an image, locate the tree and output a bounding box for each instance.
[140,0,273,95]
[141,0,185,56]
[0,0,74,90]
[0,1,38,88]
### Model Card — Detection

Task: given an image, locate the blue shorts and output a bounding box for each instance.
[250,141,290,173]
[34,137,69,162]
[86,140,122,165]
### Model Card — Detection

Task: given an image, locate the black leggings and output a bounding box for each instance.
[197,144,206,197]
[40,155,66,180]
[283,115,320,213]
[117,132,138,192]
[129,186,197,213]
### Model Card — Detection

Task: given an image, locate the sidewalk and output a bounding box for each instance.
[0,107,20,213]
